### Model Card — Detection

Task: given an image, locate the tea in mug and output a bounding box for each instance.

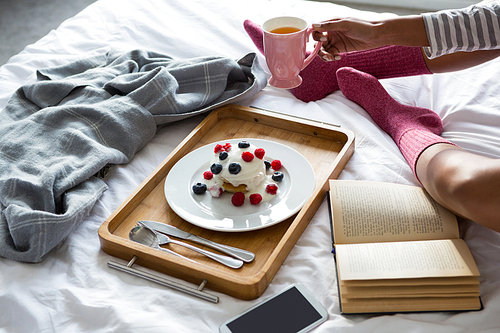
[270,26,301,34]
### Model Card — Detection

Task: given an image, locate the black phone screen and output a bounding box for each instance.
[225,286,324,333]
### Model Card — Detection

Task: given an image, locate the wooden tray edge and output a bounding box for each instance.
[98,104,355,299]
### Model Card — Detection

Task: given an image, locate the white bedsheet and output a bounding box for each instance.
[1,0,500,332]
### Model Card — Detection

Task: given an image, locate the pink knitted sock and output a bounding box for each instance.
[243,19,432,102]
[336,67,453,177]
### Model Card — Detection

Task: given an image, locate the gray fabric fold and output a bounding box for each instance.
[0,49,267,262]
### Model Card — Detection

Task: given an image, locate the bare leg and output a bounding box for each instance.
[417,144,500,232]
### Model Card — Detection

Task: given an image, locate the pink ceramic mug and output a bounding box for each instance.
[262,16,322,89]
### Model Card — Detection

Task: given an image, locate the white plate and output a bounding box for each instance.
[164,139,315,232]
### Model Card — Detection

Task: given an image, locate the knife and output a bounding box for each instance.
[139,220,255,263]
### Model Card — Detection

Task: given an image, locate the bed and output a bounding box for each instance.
[1,0,500,331]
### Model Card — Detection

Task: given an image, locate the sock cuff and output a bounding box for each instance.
[342,46,432,79]
[398,129,454,177]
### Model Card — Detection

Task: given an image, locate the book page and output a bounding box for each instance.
[335,239,480,281]
[329,180,459,244]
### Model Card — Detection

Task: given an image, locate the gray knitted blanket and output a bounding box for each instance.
[0,49,267,262]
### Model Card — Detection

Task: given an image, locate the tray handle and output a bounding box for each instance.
[107,256,219,303]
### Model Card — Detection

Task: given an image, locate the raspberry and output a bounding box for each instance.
[203,171,213,180]
[231,192,245,206]
[266,184,278,195]
[214,143,231,153]
[214,144,223,154]
[254,148,265,159]
[249,193,262,205]
[271,159,282,170]
[241,151,254,162]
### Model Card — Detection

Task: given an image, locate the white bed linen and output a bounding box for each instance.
[1,0,500,332]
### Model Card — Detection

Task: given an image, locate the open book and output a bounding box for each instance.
[328,180,482,314]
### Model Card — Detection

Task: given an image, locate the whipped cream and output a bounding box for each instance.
[210,142,266,191]
[195,140,284,205]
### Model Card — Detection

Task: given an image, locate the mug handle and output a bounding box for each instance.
[301,27,322,70]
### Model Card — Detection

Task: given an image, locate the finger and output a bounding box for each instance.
[318,48,342,61]
[318,49,334,61]
[312,19,344,32]
[312,31,327,42]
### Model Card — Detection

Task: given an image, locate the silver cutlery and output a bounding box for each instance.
[136,222,244,269]
[139,220,255,263]
[129,225,197,264]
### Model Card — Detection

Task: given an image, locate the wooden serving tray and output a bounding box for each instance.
[99,104,354,300]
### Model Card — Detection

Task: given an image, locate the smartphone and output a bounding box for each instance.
[219,283,328,333]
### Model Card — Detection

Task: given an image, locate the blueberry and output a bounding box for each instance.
[272,171,284,182]
[228,162,241,174]
[210,163,223,174]
[219,151,228,160]
[264,160,271,170]
[238,141,250,148]
[192,182,207,195]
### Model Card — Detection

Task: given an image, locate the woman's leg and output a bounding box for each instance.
[336,67,448,175]
[417,144,500,231]
[336,67,500,232]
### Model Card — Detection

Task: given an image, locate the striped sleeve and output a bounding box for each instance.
[422,2,500,58]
